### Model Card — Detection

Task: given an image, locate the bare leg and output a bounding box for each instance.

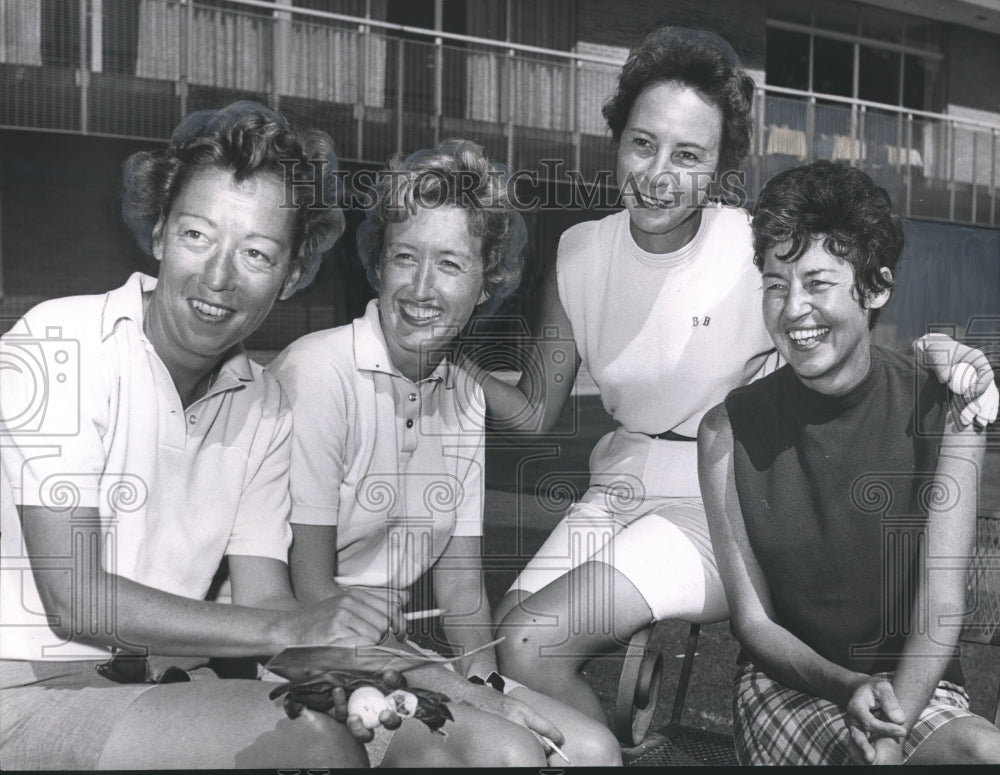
[493,587,527,625]
[907,715,1000,764]
[496,559,653,724]
[98,679,368,769]
[381,702,547,767]
[507,684,624,765]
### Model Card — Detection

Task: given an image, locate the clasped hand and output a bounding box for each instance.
[845,677,907,765]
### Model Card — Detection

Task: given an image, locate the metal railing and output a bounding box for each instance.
[1,0,998,226]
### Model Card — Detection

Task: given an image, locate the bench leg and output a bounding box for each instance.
[613,624,664,746]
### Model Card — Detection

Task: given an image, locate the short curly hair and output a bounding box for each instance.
[356,138,525,314]
[122,100,344,294]
[602,26,755,178]
[752,160,902,329]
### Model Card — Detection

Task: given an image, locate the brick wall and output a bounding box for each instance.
[575,0,766,69]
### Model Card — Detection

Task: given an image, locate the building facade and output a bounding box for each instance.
[1,0,998,348]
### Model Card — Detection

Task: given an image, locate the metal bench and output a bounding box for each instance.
[960,505,1000,726]
[618,621,737,766]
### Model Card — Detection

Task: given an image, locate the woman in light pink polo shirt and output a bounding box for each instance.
[0,101,387,769]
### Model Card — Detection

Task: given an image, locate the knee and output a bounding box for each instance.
[241,712,369,769]
[955,726,1000,764]
[490,722,549,767]
[311,717,370,768]
[399,719,546,768]
[496,611,554,678]
[570,721,623,766]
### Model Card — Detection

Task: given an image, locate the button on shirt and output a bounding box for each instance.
[268,299,484,591]
[0,273,293,660]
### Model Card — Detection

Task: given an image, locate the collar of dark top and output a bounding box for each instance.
[644,430,697,441]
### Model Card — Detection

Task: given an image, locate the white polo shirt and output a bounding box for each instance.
[0,273,293,661]
[268,299,484,592]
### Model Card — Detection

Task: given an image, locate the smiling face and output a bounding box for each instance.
[377,205,487,381]
[147,166,298,376]
[616,79,723,253]
[762,239,891,395]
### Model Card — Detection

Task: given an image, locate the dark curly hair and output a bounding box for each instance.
[752,160,902,329]
[356,138,525,314]
[602,26,755,178]
[122,100,345,294]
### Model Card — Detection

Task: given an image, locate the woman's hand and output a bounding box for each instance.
[330,676,405,743]
[462,683,565,749]
[281,587,404,653]
[845,677,907,763]
[912,334,998,428]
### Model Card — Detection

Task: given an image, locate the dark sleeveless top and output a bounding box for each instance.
[725,346,963,684]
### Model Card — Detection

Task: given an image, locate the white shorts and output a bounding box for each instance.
[507,489,729,623]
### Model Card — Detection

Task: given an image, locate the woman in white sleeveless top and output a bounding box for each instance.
[469,26,996,724]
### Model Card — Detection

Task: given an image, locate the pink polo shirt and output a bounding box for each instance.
[0,273,292,661]
[268,299,484,592]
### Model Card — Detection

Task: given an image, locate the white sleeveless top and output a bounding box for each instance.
[557,206,777,498]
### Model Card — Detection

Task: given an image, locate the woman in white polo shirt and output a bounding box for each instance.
[270,138,622,767]
[0,101,388,769]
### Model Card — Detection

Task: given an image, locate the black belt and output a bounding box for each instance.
[644,429,697,442]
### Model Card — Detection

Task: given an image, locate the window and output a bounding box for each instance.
[40,0,80,68]
[765,27,809,91]
[765,0,944,112]
[858,45,900,106]
[812,36,852,98]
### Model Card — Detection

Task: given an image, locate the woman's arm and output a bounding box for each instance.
[288,522,403,634]
[697,405,907,733]
[19,505,390,657]
[463,267,581,434]
[289,523,343,603]
[875,415,985,739]
[431,535,498,678]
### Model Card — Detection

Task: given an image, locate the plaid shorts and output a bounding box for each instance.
[733,663,974,765]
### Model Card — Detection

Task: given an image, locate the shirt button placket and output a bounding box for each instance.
[407,391,419,430]
[402,390,418,452]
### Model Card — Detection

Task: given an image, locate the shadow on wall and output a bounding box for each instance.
[874,219,1000,363]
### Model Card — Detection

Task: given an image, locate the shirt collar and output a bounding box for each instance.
[352,298,453,388]
[100,272,155,340]
[100,272,255,388]
[208,345,255,390]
